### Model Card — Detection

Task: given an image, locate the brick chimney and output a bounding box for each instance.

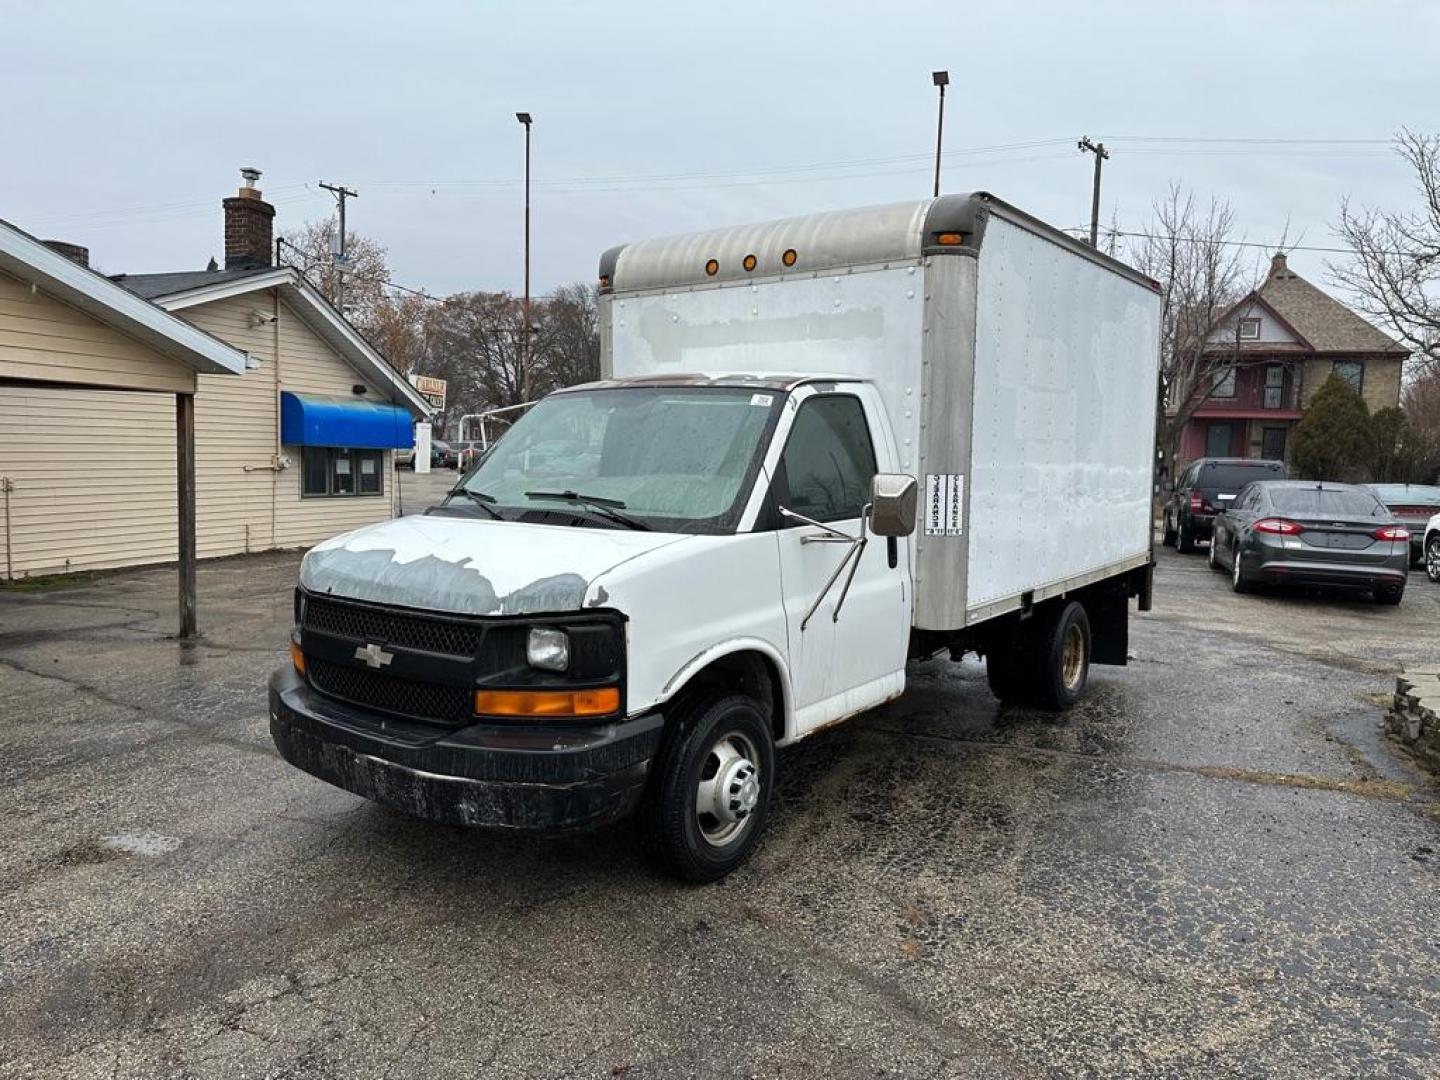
[41,240,90,267]
[223,167,274,270]
[1269,251,1290,279]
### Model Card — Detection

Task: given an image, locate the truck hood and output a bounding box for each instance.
[299,514,692,616]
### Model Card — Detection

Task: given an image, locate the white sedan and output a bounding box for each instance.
[1427,511,1440,583]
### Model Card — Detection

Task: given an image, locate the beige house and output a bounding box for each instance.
[1,172,428,585]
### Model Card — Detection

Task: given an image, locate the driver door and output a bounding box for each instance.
[770,388,911,737]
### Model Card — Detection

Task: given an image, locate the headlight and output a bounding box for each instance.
[527,627,570,672]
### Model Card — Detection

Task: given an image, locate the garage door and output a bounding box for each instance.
[0,384,175,578]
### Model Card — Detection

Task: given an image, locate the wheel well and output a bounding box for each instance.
[673,650,786,744]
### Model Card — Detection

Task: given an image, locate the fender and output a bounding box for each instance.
[656,636,796,744]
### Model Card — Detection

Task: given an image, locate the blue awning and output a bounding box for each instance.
[280,392,413,449]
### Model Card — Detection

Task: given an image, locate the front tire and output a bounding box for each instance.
[1427,535,1440,584]
[639,693,774,883]
[1162,511,1177,548]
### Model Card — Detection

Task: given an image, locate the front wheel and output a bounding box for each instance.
[1162,511,1177,547]
[1427,535,1440,584]
[639,693,774,883]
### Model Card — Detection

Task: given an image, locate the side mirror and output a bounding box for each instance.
[869,473,918,537]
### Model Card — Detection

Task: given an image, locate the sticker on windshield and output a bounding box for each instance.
[750,393,772,407]
[925,473,964,536]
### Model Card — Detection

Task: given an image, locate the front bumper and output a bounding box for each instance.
[269,668,663,831]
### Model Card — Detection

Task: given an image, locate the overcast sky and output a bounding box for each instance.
[2,1,1435,299]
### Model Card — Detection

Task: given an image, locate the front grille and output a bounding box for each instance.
[303,594,482,657]
[307,657,472,726]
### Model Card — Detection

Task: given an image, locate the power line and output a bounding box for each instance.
[1079,227,1417,259]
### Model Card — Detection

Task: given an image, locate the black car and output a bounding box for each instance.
[1209,480,1410,604]
[1163,457,1286,553]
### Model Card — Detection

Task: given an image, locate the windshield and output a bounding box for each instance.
[455,386,782,533]
[1269,487,1387,518]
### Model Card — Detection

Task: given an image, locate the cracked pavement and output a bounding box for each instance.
[1,540,1438,1078]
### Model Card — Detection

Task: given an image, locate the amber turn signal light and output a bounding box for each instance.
[290,640,306,676]
[934,232,965,246]
[474,687,620,719]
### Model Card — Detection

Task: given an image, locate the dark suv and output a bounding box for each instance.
[1163,457,1286,553]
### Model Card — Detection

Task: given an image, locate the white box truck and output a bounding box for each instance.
[270,193,1162,881]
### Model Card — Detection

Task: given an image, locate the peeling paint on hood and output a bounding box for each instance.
[300,515,692,616]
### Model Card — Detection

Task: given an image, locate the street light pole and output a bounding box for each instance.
[931,71,949,198]
[516,111,533,402]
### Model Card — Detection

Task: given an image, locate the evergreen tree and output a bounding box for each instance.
[1291,373,1374,481]
[1369,406,1409,482]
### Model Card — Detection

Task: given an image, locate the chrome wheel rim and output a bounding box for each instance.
[1428,539,1440,582]
[695,731,761,847]
[1061,622,1086,690]
[1232,550,1242,588]
[1208,539,1217,568]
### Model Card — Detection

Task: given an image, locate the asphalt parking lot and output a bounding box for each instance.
[2,531,1438,1078]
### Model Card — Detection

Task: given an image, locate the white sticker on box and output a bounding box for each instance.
[924,473,965,536]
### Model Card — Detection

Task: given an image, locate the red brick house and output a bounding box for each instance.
[1172,253,1406,469]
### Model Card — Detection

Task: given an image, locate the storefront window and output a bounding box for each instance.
[301,448,384,497]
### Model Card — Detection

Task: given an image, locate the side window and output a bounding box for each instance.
[776,395,877,523]
[302,448,385,497]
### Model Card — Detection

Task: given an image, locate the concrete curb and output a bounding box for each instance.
[1387,667,1440,773]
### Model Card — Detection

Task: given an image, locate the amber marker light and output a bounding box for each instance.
[290,640,306,676]
[704,258,720,276]
[781,248,798,267]
[934,232,965,246]
[743,254,758,272]
[475,687,621,719]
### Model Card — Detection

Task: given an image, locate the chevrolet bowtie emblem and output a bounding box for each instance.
[354,643,394,669]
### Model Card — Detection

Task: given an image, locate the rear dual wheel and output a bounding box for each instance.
[986,600,1091,712]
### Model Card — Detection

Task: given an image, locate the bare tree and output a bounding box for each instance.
[1131,185,1251,469]
[1400,367,1440,481]
[363,291,431,376]
[420,291,530,433]
[278,215,391,327]
[1330,129,1440,375]
[534,283,601,391]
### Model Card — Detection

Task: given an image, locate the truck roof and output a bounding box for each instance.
[598,192,1157,295]
[558,373,854,394]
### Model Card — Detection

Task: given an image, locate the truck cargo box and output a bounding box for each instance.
[599,192,1162,632]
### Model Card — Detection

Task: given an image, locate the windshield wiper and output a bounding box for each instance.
[524,489,651,531]
[449,487,503,520]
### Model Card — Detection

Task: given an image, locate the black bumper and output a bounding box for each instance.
[269,668,663,831]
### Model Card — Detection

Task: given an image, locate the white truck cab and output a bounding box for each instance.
[270,194,1162,881]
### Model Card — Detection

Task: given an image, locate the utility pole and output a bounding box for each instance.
[931,71,949,198]
[515,112,533,402]
[318,181,358,314]
[1077,137,1109,248]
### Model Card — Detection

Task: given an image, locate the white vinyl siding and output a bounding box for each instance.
[0,385,177,576]
[0,270,194,393]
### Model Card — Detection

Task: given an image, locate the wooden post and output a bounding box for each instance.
[177,392,197,639]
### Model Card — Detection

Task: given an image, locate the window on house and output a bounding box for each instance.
[1263,364,1284,409]
[1333,361,1364,394]
[1238,317,1261,340]
[1211,368,1237,398]
[301,448,385,497]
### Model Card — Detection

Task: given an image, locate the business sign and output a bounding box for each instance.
[410,374,447,412]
